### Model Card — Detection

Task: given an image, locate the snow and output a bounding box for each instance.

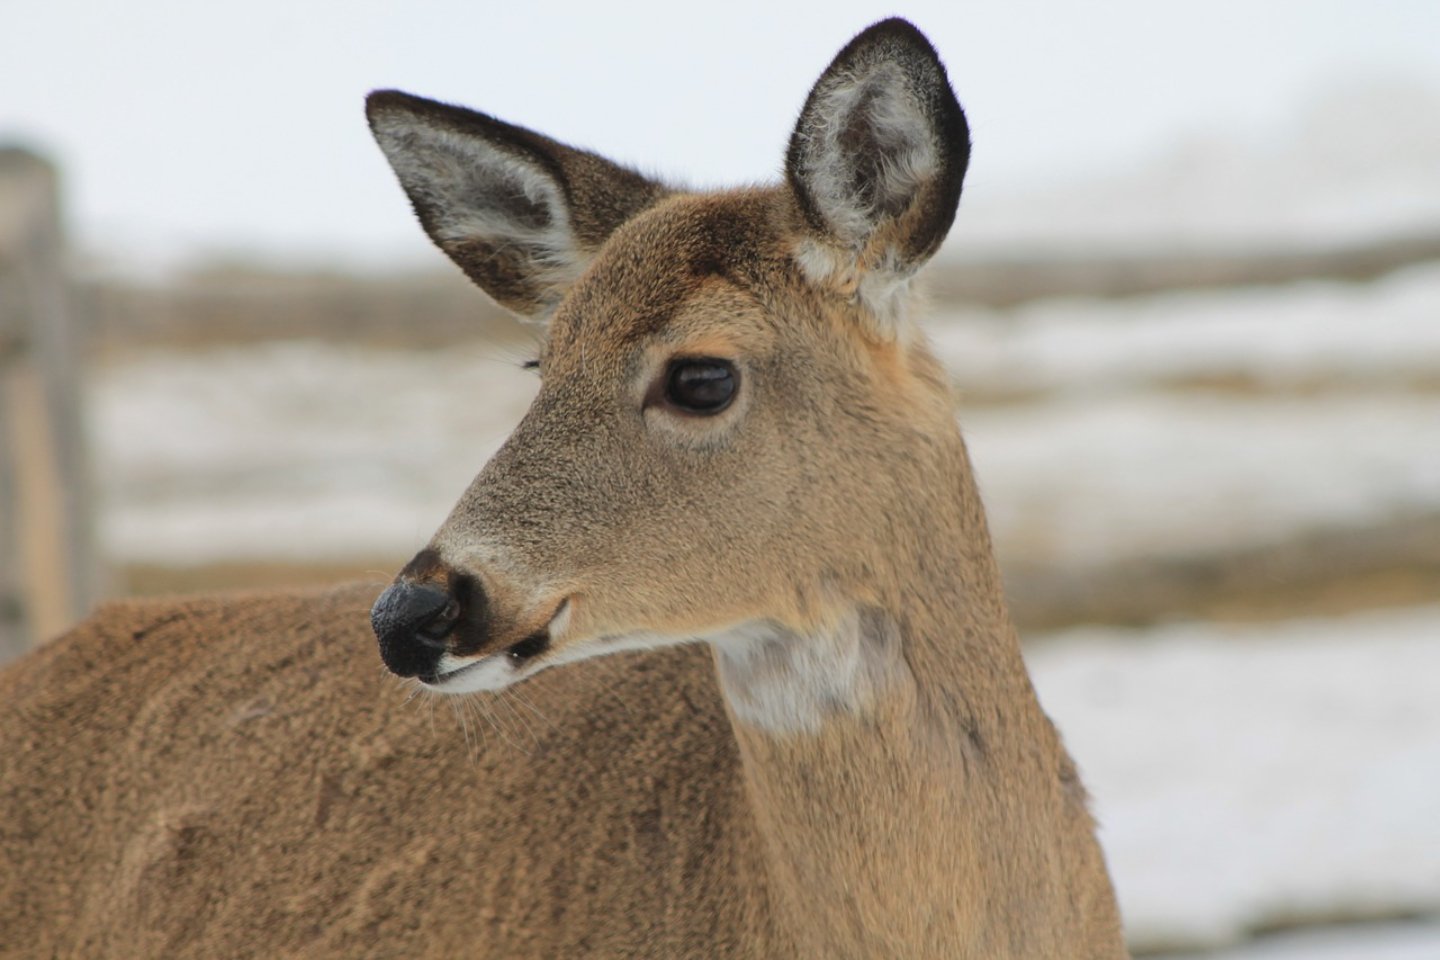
[1028,606,1440,953]
[931,264,1440,565]
[91,342,537,564]
[965,392,1440,566]
[928,263,1440,399]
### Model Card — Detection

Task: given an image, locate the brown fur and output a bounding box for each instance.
[0,587,777,957]
[0,19,1128,958]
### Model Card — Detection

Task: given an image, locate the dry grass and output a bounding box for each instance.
[1005,510,1440,632]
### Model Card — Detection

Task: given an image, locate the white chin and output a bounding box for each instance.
[424,653,517,694]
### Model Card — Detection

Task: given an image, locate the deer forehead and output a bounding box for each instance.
[534,193,949,435]
[543,191,822,367]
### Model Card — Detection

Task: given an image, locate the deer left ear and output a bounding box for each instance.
[785,19,970,332]
[367,90,669,322]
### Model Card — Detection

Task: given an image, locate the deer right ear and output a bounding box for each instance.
[367,91,669,321]
[785,19,970,333]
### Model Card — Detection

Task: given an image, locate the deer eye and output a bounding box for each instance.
[663,358,737,414]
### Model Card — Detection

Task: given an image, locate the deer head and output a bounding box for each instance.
[368,19,972,699]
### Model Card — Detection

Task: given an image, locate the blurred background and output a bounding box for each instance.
[2,1,1437,956]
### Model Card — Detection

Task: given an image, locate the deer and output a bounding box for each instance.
[0,18,1127,959]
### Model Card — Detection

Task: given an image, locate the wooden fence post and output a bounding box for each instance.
[0,147,100,663]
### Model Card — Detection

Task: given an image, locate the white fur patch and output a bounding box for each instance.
[427,651,517,693]
[794,238,913,334]
[794,238,848,290]
[713,612,907,734]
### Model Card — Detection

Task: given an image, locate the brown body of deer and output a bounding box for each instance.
[0,19,1128,959]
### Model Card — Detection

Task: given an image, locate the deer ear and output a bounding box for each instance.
[367,91,670,321]
[785,19,970,330]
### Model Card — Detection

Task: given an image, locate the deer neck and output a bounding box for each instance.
[712,443,1077,957]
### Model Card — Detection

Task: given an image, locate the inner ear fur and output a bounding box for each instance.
[785,19,970,311]
[367,91,670,320]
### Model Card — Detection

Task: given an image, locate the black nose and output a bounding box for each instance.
[371,581,457,677]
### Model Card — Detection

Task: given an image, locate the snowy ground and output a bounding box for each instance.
[1028,605,1440,954]
[91,342,538,564]
[968,391,1440,566]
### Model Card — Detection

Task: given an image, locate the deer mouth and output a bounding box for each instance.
[420,601,569,693]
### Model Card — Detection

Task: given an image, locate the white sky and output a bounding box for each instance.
[2,0,1437,272]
